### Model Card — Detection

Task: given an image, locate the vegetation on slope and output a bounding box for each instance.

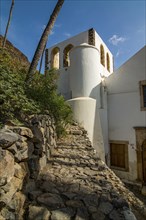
[0,48,72,136]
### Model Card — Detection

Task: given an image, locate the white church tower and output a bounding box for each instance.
[45,28,114,161]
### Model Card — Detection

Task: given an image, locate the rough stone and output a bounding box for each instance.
[32,125,44,142]
[75,207,89,220]
[14,163,26,179]
[28,205,51,220]
[51,208,75,220]
[0,115,57,219]
[67,183,80,193]
[87,205,98,213]
[0,149,15,185]
[91,210,105,220]
[15,140,29,161]
[1,207,16,220]
[98,201,113,215]
[109,209,124,220]
[39,154,47,170]
[8,191,26,219]
[28,190,42,201]
[83,193,99,207]
[0,214,5,220]
[66,200,84,208]
[112,198,129,208]
[7,143,18,155]
[70,130,83,135]
[62,192,77,200]
[37,193,64,208]
[12,127,33,138]
[123,209,137,220]
[0,176,22,205]
[39,181,59,194]
[0,129,19,148]
[25,180,36,194]
[27,140,35,156]
[28,155,39,169]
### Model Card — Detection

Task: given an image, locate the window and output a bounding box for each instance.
[51,47,60,69]
[110,141,129,171]
[100,44,105,66]
[140,80,146,111]
[63,44,74,67]
[88,28,95,46]
[106,53,110,72]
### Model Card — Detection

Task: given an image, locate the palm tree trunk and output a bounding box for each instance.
[25,0,64,84]
[39,41,47,74]
[2,0,15,48]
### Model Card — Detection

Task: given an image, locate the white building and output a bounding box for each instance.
[45,29,146,186]
[106,46,146,184]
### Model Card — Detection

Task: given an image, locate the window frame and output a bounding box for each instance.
[100,44,105,67]
[63,44,74,67]
[106,52,110,72]
[110,140,129,172]
[140,80,146,111]
[51,47,60,69]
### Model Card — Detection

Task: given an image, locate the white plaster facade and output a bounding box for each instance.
[106,46,146,182]
[45,29,113,100]
[45,29,146,184]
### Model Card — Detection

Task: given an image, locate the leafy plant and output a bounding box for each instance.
[26,70,72,135]
[0,48,72,136]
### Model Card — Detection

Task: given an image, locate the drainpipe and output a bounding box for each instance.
[100,74,107,109]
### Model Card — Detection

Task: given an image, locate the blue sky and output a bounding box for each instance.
[0,0,145,71]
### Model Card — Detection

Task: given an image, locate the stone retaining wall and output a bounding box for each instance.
[0,35,30,68]
[0,114,56,220]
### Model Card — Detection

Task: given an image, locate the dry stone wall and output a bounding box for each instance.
[0,35,30,68]
[0,114,57,220]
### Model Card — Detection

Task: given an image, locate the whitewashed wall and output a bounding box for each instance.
[106,46,146,181]
[67,97,105,161]
[69,44,106,161]
[70,44,101,97]
[57,67,71,100]
[45,29,114,162]
[95,31,114,76]
[47,31,89,69]
[46,29,114,100]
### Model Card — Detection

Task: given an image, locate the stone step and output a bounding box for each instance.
[66,130,83,135]
[27,122,146,220]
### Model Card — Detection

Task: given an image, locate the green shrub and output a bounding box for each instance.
[26,70,72,136]
[0,49,38,122]
[0,48,72,136]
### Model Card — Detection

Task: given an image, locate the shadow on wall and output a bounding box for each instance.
[57,67,72,100]
[90,84,105,162]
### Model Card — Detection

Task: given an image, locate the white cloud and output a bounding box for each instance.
[42,23,61,30]
[116,50,120,57]
[54,23,62,28]
[64,32,71,38]
[42,24,46,30]
[109,35,126,46]
[50,30,55,35]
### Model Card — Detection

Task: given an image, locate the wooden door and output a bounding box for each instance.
[142,140,146,183]
[110,143,125,169]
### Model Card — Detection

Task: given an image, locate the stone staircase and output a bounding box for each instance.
[26,123,146,220]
